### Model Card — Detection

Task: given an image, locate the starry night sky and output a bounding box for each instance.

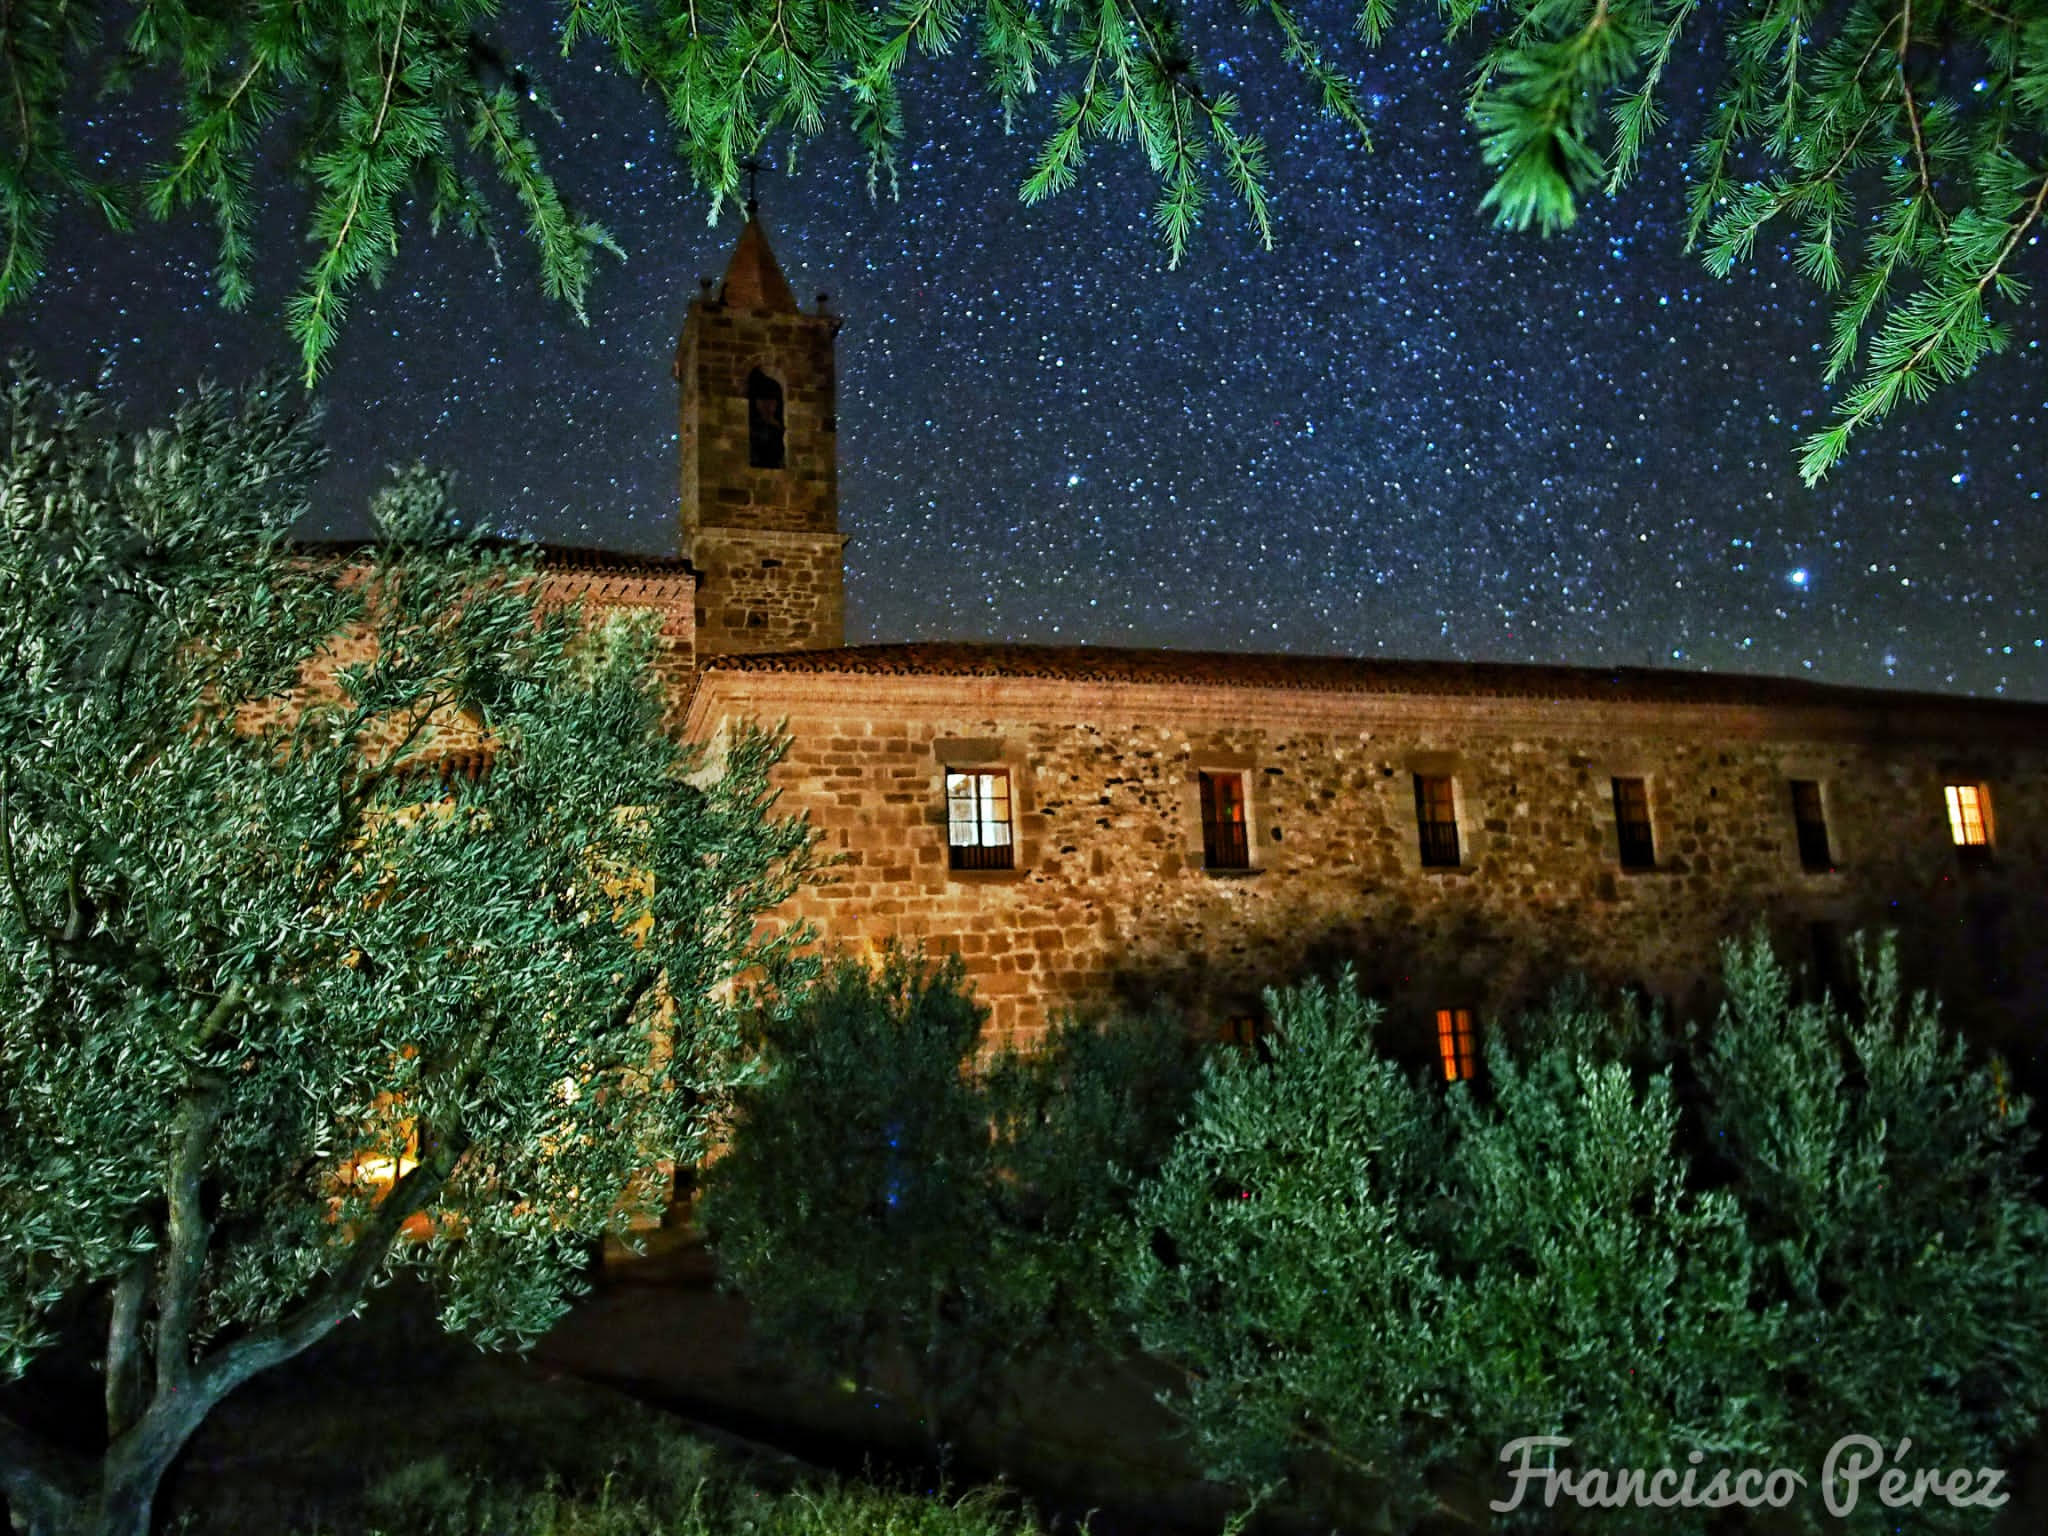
[6,12,2046,698]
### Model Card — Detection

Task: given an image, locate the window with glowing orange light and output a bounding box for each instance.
[1945,783,1993,860]
[1436,1008,1478,1082]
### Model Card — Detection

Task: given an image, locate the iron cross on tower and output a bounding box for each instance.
[740,156,769,217]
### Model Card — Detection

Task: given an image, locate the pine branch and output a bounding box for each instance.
[1606,0,1700,195]
[1800,165,2048,483]
[1893,0,1947,230]
[288,0,420,382]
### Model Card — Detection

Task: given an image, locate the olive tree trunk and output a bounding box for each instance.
[1,1126,456,1536]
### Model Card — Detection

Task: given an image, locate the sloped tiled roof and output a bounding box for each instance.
[292,537,692,578]
[532,545,693,577]
[698,642,2048,718]
[720,216,798,313]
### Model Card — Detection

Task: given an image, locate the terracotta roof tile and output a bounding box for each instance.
[698,642,2048,718]
[293,537,691,578]
[532,545,693,576]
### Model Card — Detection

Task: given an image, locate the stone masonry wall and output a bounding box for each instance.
[691,674,2048,1072]
[688,530,845,656]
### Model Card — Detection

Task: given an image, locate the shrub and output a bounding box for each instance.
[702,947,1196,1445]
[1122,936,2048,1531]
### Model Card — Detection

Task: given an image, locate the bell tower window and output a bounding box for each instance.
[747,368,785,469]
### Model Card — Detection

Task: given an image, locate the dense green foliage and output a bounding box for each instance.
[701,948,1195,1445]
[4,0,2043,473]
[0,371,812,1536]
[1122,938,2048,1530]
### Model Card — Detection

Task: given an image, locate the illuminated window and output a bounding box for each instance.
[1436,1008,1478,1082]
[1199,771,1250,870]
[1414,775,1460,868]
[1945,783,1993,858]
[747,368,785,469]
[946,768,1014,870]
[1612,777,1655,870]
[1222,1014,1263,1050]
[1790,780,1833,871]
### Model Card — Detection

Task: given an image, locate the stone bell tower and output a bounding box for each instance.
[675,204,846,655]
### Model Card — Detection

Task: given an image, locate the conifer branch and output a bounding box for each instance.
[1893,0,1945,229]
[1800,165,2048,483]
[0,0,2039,474]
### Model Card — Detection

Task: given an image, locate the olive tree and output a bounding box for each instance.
[0,371,812,1536]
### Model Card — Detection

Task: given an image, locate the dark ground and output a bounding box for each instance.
[141,1230,1261,1536]
[536,1231,1256,1534]
[11,1230,2048,1534]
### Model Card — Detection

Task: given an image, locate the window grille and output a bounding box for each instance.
[1945,783,1993,862]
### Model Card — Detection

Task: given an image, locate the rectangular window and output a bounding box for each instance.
[1199,771,1251,870]
[1945,783,1993,859]
[1790,780,1833,871]
[946,768,1014,870]
[1414,774,1460,868]
[1222,1014,1263,1051]
[1612,777,1656,870]
[1436,1008,1478,1082]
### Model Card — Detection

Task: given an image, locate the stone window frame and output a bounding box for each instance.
[1779,763,1845,875]
[1396,752,1483,875]
[935,737,1031,883]
[1181,750,1264,877]
[1590,758,1675,875]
